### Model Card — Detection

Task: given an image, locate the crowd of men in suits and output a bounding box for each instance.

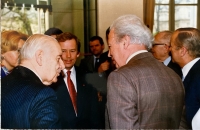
[1,14,200,129]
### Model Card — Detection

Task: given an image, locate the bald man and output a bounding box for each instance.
[151,31,182,78]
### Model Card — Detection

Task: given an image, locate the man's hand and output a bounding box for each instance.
[98,60,110,73]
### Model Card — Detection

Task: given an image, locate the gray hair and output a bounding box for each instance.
[110,14,153,50]
[174,28,200,58]
[20,34,58,60]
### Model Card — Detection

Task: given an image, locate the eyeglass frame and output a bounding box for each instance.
[152,42,171,47]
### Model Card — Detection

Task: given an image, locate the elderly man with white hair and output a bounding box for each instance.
[106,14,185,129]
[1,34,64,129]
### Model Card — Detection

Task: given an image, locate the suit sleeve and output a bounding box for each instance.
[29,88,61,129]
[107,71,138,129]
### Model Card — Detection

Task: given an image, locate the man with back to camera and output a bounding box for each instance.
[151,30,182,78]
[106,14,185,129]
[51,32,101,129]
[1,34,64,129]
[170,27,200,129]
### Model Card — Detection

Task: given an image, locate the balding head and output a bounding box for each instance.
[151,31,172,62]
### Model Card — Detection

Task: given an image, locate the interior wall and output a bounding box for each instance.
[50,0,143,64]
[97,0,143,51]
[51,0,84,65]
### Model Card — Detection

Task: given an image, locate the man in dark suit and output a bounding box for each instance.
[51,32,101,129]
[79,35,113,128]
[106,14,185,129]
[151,30,182,78]
[79,36,110,73]
[1,34,64,129]
[170,27,200,129]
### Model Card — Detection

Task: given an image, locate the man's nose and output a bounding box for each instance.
[66,51,71,57]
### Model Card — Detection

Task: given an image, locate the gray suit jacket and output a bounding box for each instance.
[106,52,185,129]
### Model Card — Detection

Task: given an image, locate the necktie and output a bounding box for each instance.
[95,58,100,71]
[67,71,77,113]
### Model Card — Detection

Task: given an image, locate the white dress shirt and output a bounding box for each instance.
[163,56,171,66]
[192,108,200,130]
[182,58,200,81]
[62,66,77,92]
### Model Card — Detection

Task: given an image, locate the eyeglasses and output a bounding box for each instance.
[152,43,165,47]
[152,43,170,47]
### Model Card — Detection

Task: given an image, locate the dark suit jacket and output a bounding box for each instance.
[51,66,101,129]
[183,59,200,128]
[1,67,7,78]
[167,60,183,78]
[79,52,113,129]
[1,66,60,129]
[79,51,113,74]
[79,55,95,73]
[106,52,185,129]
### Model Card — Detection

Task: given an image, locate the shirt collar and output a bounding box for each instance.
[163,56,171,66]
[182,58,200,81]
[126,50,148,64]
[2,66,10,75]
[62,66,76,77]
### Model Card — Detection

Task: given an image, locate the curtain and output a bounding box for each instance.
[143,0,155,32]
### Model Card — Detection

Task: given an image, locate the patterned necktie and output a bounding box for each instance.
[67,71,77,113]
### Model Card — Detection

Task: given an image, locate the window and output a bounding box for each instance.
[153,0,199,34]
[1,0,51,35]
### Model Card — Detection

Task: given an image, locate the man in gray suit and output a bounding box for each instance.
[106,14,185,129]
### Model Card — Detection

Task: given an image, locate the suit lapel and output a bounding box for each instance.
[183,59,200,89]
[55,75,77,117]
[75,67,86,117]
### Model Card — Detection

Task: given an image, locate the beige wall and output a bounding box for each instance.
[50,0,143,64]
[51,0,84,65]
[97,0,143,51]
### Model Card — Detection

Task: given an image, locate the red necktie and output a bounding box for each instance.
[67,71,77,113]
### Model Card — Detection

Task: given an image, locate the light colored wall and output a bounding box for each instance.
[51,0,84,65]
[50,0,143,64]
[97,0,143,51]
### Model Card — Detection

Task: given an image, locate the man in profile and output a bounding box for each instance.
[170,27,200,129]
[1,34,64,129]
[106,14,185,129]
[151,31,182,78]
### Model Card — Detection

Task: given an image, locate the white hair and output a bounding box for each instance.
[110,14,153,50]
[20,34,58,60]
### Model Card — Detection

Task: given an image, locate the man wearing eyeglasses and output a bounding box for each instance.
[151,30,182,78]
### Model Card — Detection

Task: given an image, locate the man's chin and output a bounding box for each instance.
[43,81,52,86]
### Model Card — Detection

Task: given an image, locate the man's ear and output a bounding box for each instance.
[180,46,188,57]
[35,50,43,66]
[123,35,130,49]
